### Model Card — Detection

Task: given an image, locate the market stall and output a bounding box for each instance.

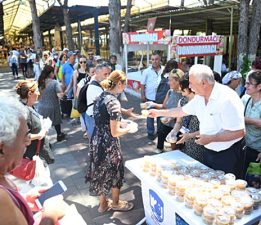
[125,151,261,225]
[171,35,224,74]
[122,34,224,98]
[122,30,171,98]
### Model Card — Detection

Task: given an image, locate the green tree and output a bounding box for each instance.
[237,0,261,71]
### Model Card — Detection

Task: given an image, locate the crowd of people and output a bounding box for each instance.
[0,46,260,224]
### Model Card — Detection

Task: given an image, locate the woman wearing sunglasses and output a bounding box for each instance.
[65,55,89,98]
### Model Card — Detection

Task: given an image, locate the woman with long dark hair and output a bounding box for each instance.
[38,65,66,142]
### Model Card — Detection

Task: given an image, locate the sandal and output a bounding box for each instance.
[98,199,112,213]
[98,205,110,213]
[111,200,134,212]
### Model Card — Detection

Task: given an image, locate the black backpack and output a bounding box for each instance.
[77,79,101,113]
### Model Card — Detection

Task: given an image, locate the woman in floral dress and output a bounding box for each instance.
[86,70,134,213]
[167,78,204,163]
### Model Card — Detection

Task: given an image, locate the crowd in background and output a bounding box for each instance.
[0,45,260,224]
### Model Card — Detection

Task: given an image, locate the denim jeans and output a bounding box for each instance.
[85,114,95,138]
[81,113,87,131]
[147,116,161,136]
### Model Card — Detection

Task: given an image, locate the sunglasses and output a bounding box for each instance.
[80,61,87,64]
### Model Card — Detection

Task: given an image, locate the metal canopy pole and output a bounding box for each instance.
[228,6,234,70]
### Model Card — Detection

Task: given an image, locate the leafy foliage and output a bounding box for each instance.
[240,55,251,80]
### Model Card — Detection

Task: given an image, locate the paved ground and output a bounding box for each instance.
[0,70,160,225]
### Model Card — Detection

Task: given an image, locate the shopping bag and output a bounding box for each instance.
[30,155,53,187]
[70,108,80,119]
[9,158,36,181]
[9,140,41,180]
[245,162,261,188]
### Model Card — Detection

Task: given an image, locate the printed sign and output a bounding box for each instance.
[123,30,171,45]
[172,35,224,57]
[147,17,157,31]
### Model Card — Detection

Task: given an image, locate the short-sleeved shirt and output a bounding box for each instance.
[56,61,64,81]
[242,94,261,151]
[62,62,74,87]
[182,82,245,151]
[106,95,122,121]
[86,80,103,116]
[140,66,164,101]
[19,50,27,63]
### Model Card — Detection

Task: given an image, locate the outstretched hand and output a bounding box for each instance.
[123,107,140,118]
[148,109,160,118]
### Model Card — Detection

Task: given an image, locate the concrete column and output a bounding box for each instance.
[48,30,53,49]
[54,24,62,50]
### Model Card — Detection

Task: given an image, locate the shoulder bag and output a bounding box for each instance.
[9,140,41,181]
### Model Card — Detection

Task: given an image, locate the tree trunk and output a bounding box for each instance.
[57,0,74,51]
[180,0,185,7]
[28,0,42,49]
[123,0,132,33]
[109,0,121,60]
[237,0,250,71]
[208,0,214,4]
[248,0,261,62]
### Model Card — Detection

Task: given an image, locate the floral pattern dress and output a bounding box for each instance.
[180,97,204,163]
[86,91,124,196]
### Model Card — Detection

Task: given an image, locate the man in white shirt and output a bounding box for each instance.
[85,63,111,138]
[149,64,245,178]
[141,52,164,140]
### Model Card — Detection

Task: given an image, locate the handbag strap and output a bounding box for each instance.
[36,140,41,155]
[244,97,252,116]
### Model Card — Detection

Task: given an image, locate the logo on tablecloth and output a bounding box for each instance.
[149,189,164,222]
[175,213,189,225]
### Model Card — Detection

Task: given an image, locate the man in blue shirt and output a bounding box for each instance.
[62,51,76,98]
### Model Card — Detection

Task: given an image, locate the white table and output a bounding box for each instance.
[125,151,261,225]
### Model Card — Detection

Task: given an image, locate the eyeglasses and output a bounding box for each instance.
[80,61,87,64]
[88,54,94,56]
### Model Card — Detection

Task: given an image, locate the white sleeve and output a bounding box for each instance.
[140,69,147,85]
[181,96,198,116]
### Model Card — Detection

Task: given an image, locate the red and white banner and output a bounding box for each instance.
[172,35,224,57]
[122,30,171,45]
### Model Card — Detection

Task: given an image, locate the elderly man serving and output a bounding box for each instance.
[149,64,245,178]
